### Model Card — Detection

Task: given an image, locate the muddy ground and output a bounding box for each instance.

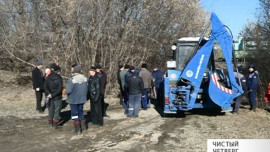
[1,71,270,152]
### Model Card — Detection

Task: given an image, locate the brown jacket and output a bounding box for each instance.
[139,68,152,89]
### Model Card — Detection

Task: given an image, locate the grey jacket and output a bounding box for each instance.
[66,73,88,104]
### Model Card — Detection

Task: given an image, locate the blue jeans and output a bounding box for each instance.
[128,94,141,116]
[141,89,149,109]
[70,104,84,122]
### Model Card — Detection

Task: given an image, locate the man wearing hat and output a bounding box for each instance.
[246,64,259,112]
[88,66,103,127]
[44,63,63,129]
[66,64,88,134]
[95,64,109,117]
[32,60,45,113]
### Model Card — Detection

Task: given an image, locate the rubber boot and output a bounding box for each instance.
[48,118,53,127]
[52,120,59,129]
[252,106,256,112]
[72,121,81,135]
[81,119,87,131]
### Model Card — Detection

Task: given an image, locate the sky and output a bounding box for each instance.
[200,0,260,40]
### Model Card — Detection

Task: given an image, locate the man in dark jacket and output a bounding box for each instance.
[32,60,45,113]
[127,68,144,117]
[152,67,164,106]
[66,64,88,134]
[246,64,259,111]
[88,66,103,126]
[44,63,63,129]
[96,64,109,117]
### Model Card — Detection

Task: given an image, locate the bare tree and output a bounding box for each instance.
[0,0,208,94]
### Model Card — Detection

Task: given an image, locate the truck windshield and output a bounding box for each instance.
[175,44,197,71]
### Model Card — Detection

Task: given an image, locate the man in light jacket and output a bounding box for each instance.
[66,64,88,134]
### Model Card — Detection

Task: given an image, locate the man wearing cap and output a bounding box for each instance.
[127,67,144,117]
[32,60,45,113]
[44,63,63,129]
[66,64,88,134]
[95,64,109,117]
[88,66,103,126]
[152,67,164,107]
[247,64,259,112]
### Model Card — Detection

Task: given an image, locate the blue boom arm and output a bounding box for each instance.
[176,13,243,110]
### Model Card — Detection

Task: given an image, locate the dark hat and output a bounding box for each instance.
[118,65,123,69]
[141,63,147,68]
[36,60,43,66]
[89,66,96,71]
[124,64,130,69]
[54,66,61,72]
[129,66,135,71]
[95,64,102,69]
[237,65,243,72]
[50,63,58,70]
[248,64,255,69]
[72,63,78,67]
[72,65,81,73]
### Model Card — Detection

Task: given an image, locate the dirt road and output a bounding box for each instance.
[1,85,270,152]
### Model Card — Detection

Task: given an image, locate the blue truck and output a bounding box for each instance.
[162,13,244,115]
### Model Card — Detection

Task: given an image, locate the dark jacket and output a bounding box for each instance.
[66,74,88,104]
[127,73,144,95]
[152,70,164,88]
[124,70,133,90]
[88,74,102,102]
[96,70,107,95]
[32,67,44,90]
[247,72,259,91]
[44,71,63,100]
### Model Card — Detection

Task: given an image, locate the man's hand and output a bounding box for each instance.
[36,88,40,91]
[48,94,52,99]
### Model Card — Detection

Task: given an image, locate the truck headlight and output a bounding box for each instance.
[171,45,177,50]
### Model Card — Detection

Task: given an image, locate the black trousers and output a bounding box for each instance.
[91,98,103,125]
[101,95,109,116]
[35,91,43,111]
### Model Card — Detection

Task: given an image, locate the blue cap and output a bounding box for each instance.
[36,60,43,66]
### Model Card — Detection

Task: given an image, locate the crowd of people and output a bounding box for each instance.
[31,61,110,134]
[31,60,260,134]
[117,64,164,117]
